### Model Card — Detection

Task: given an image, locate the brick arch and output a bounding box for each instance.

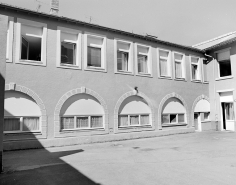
[54,87,108,135]
[114,91,155,131]
[5,83,47,138]
[191,94,210,127]
[158,92,189,129]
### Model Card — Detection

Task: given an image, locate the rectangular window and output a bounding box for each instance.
[203,112,210,121]
[159,49,171,77]
[174,53,185,79]
[16,19,47,66]
[57,28,81,69]
[162,114,185,125]
[118,114,150,127]
[217,50,231,77]
[85,34,106,71]
[203,61,208,82]
[61,115,103,130]
[115,40,133,73]
[191,56,200,81]
[4,117,40,133]
[136,44,152,76]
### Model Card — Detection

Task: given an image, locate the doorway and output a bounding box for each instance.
[221,102,234,131]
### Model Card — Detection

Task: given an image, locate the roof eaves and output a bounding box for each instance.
[0,3,203,53]
[203,37,236,52]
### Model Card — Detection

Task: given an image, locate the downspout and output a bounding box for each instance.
[204,53,218,130]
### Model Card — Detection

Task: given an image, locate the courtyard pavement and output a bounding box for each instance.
[1,131,236,185]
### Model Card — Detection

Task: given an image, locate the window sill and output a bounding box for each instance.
[215,76,233,81]
[203,81,209,84]
[57,64,81,70]
[162,123,187,127]
[191,80,201,83]
[201,120,211,123]
[17,60,46,66]
[6,59,13,63]
[61,127,105,132]
[115,70,134,76]
[136,73,152,78]
[85,67,107,73]
[174,78,186,81]
[4,131,42,135]
[158,76,172,80]
[118,125,152,129]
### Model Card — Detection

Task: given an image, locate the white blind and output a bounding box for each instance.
[217,50,230,61]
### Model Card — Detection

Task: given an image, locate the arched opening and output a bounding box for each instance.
[161,97,186,126]
[194,99,210,131]
[60,93,104,130]
[118,95,151,127]
[4,91,41,133]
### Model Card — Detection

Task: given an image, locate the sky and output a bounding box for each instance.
[1,0,236,46]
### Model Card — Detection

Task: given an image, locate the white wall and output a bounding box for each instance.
[119,95,151,114]
[60,93,104,115]
[4,91,41,116]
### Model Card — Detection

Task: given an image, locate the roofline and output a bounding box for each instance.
[193,31,236,47]
[0,3,203,53]
[203,37,236,52]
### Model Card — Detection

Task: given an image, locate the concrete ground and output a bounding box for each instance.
[1,131,236,185]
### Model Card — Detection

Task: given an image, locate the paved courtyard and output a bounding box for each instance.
[1,131,236,185]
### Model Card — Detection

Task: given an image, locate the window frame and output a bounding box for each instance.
[118,114,150,128]
[158,48,172,78]
[162,113,186,125]
[3,116,41,134]
[84,33,107,72]
[190,55,201,82]
[6,17,14,63]
[135,43,152,77]
[173,52,186,80]
[56,27,81,69]
[60,115,104,131]
[215,48,232,80]
[114,39,134,75]
[15,18,47,66]
[202,59,209,83]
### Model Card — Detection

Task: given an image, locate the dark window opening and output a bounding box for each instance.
[21,36,41,61]
[117,51,129,71]
[61,42,76,65]
[87,46,101,67]
[219,60,231,77]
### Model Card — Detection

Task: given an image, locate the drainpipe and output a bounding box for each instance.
[204,53,218,131]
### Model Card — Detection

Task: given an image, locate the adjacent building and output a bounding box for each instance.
[0,3,211,150]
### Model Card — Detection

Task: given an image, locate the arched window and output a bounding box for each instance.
[162,97,186,125]
[118,96,151,127]
[60,94,104,130]
[4,91,41,133]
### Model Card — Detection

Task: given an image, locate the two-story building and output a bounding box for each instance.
[0,3,210,150]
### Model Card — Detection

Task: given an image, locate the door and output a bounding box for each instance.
[222,102,234,131]
[194,113,199,130]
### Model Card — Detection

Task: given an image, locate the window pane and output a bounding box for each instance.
[162,115,169,124]
[88,46,101,67]
[178,114,185,123]
[219,60,231,77]
[117,51,129,71]
[4,118,20,131]
[192,64,198,80]
[160,59,167,76]
[174,53,183,60]
[191,57,198,64]
[175,62,182,78]
[61,42,76,65]
[170,114,177,123]
[118,115,128,126]
[76,117,89,128]
[21,37,28,60]
[23,117,39,131]
[61,117,74,129]
[138,55,148,73]
[130,115,139,125]
[159,50,168,57]
[204,112,210,120]
[91,116,103,128]
[225,103,234,120]
[140,115,149,125]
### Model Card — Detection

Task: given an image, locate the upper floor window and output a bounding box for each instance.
[6,18,13,63]
[56,27,81,69]
[84,34,106,72]
[15,19,47,66]
[174,52,185,79]
[190,56,200,81]
[203,60,208,82]
[136,44,152,76]
[216,49,231,78]
[159,49,171,77]
[115,39,133,74]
